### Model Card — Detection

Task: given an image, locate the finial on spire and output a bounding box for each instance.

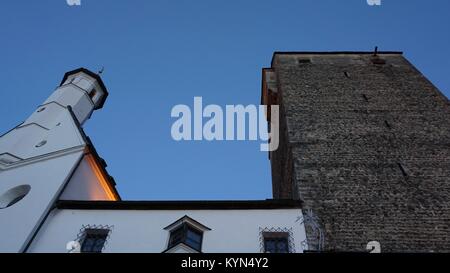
[98,66,105,75]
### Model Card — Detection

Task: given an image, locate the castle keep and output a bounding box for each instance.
[262,52,450,252]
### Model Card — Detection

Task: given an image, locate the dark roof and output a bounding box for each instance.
[162,242,202,253]
[60,68,109,110]
[163,215,212,231]
[56,199,302,210]
[271,51,403,67]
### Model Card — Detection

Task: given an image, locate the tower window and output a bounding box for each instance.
[35,140,47,148]
[89,88,97,99]
[168,223,203,252]
[371,57,386,65]
[0,185,31,209]
[398,163,408,177]
[384,120,392,129]
[298,58,311,64]
[7,195,26,207]
[263,232,290,253]
[80,229,109,253]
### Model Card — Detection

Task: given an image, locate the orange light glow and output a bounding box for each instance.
[85,154,119,201]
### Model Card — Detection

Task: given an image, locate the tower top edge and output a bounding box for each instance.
[59,68,109,110]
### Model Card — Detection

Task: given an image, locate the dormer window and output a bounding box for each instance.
[163,216,211,253]
[169,223,203,251]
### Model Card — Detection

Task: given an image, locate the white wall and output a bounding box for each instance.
[0,151,84,252]
[0,104,87,161]
[59,156,115,201]
[28,208,307,253]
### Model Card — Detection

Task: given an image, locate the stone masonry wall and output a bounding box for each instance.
[270,53,450,252]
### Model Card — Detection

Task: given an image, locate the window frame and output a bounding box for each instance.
[259,227,296,253]
[80,228,110,253]
[168,222,204,252]
[89,88,97,100]
[164,216,210,253]
[263,232,290,253]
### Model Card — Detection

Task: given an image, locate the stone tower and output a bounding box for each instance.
[262,51,450,252]
[0,68,119,253]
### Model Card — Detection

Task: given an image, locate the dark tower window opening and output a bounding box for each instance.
[398,163,408,177]
[298,58,311,64]
[362,94,369,102]
[384,120,392,129]
[0,185,31,209]
[371,57,386,65]
[6,194,27,208]
[89,88,97,100]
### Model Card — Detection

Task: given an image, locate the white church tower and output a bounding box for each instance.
[0,68,119,253]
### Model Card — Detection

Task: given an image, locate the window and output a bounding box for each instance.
[0,185,31,209]
[298,58,311,64]
[384,120,392,129]
[89,88,97,99]
[362,94,369,102]
[7,195,26,207]
[164,216,210,253]
[80,229,109,253]
[168,223,203,252]
[371,57,386,65]
[35,140,47,148]
[263,232,290,253]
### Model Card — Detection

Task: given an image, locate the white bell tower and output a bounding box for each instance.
[0,68,118,253]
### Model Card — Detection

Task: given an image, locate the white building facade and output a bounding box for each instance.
[0,68,308,253]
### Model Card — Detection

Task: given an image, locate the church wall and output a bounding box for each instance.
[28,208,307,253]
[0,150,84,252]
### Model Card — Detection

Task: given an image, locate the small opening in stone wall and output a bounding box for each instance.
[362,94,369,102]
[344,72,350,78]
[398,163,408,177]
[371,57,386,65]
[298,58,311,64]
[384,120,391,129]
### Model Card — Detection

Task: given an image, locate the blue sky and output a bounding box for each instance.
[0,0,449,200]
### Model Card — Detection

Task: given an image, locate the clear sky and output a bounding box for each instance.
[0,0,449,200]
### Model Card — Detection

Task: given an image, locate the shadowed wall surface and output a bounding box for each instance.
[268,52,450,252]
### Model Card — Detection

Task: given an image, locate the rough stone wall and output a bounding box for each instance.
[269,53,450,252]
